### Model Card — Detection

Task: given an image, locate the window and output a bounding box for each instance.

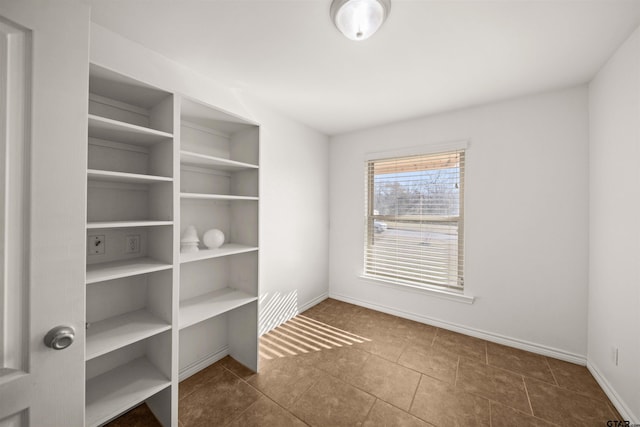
[364,149,465,291]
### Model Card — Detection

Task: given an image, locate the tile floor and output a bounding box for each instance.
[108,298,623,427]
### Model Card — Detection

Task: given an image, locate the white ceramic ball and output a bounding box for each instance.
[203,229,225,249]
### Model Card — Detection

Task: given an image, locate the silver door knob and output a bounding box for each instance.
[44,326,75,350]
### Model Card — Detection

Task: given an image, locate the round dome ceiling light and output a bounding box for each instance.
[330,0,391,41]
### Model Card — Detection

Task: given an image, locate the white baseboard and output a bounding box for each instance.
[299,291,329,313]
[329,292,587,365]
[179,346,229,382]
[587,361,638,423]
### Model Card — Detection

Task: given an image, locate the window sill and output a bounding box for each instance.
[359,274,475,304]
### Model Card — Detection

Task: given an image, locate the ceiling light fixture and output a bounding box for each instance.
[330,0,391,41]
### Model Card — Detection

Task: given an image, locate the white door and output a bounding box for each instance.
[0,1,89,426]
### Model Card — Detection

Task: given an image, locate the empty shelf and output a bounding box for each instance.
[180,244,258,264]
[88,114,172,145]
[86,258,172,284]
[180,288,257,329]
[85,357,170,427]
[87,220,173,229]
[180,150,258,171]
[86,309,171,360]
[180,192,258,201]
[88,169,173,184]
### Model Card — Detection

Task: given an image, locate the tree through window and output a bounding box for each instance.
[364,149,465,290]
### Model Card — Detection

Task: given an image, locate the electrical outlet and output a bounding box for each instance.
[125,235,140,254]
[88,235,105,255]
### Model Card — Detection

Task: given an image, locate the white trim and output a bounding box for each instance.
[360,274,474,304]
[298,292,329,313]
[178,346,228,382]
[364,139,469,161]
[329,292,587,365]
[587,361,638,423]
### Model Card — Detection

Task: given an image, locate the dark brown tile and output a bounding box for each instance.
[398,344,459,385]
[490,401,557,427]
[487,342,556,383]
[290,375,376,426]
[545,357,607,401]
[178,368,261,427]
[350,354,421,411]
[392,317,437,343]
[179,363,226,401]
[525,377,616,426]
[410,374,490,426]
[227,396,306,427]
[363,399,431,427]
[354,328,408,362]
[456,357,531,413]
[220,355,256,381]
[247,352,323,409]
[104,404,161,427]
[433,328,487,362]
[299,345,371,383]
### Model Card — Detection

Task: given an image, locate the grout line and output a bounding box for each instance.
[408,375,422,412]
[544,357,559,386]
[488,398,492,427]
[522,376,535,416]
[362,398,377,424]
[453,356,460,387]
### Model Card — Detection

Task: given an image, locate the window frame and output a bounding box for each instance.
[362,143,468,296]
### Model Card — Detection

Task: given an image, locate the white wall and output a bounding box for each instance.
[329,87,589,361]
[89,24,330,332]
[588,26,640,422]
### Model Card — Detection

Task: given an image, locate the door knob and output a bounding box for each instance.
[44,326,75,350]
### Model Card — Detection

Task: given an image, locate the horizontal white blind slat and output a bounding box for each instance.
[364,149,465,290]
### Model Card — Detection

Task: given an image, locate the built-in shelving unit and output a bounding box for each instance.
[85,64,175,427]
[178,96,259,380]
[83,64,259,426]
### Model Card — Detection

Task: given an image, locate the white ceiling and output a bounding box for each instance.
[87,0,640,135]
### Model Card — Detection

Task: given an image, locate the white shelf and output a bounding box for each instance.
[180,150,258,171]
[88,169,173,184]
[88,114,172,145]
[180,192,258,201]
[86,309,171,360]
[180,244,258,264]
[86,258,172,284]
[180,288,257,329]
[85,357,170,427]
[87,220,173,229]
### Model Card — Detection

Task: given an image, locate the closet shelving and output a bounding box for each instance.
[85,64,175,427]
[178,96,259,378]
[83,64,260,426]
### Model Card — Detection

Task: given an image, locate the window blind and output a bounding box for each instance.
[364,149,465,290]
